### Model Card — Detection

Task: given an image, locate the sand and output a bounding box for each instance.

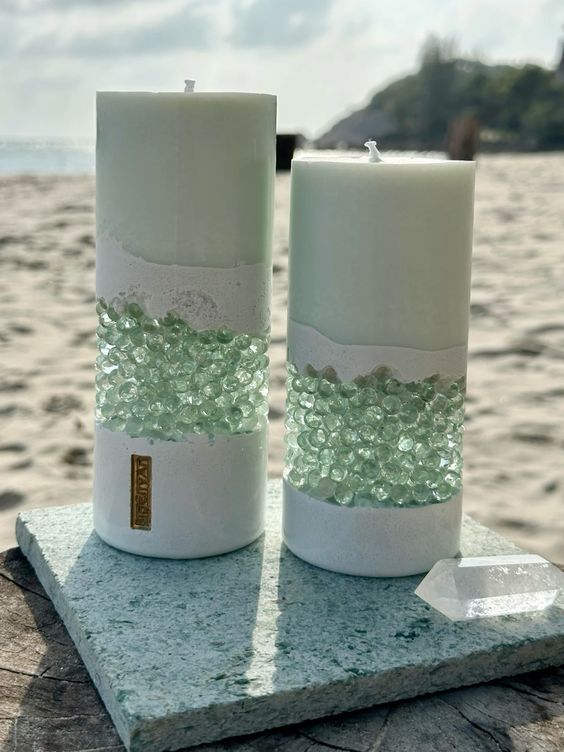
[0,153,563,561]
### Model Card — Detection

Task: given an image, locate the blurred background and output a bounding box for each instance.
[0,0,563,559]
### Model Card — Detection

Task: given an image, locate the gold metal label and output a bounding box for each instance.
[130,454,152,530]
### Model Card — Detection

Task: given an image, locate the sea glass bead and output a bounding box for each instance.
[95,298,269,441]
[284,360,465,510]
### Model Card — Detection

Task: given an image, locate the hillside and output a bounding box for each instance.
[317,39,564,151]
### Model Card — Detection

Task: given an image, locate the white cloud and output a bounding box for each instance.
[24,2,215,56]
[0,0,561,139]
[229,0,334,48]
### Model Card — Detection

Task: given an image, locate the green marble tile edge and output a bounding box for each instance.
[15,510,135,746]
[16,481,564,752]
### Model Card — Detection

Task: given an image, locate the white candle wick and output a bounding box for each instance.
[184,79,196,93]
[364,140,383,163]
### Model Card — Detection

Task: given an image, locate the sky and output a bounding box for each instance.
[0,0,562,141]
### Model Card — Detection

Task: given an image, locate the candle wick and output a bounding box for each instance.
[184,79,196,93]
[364,140,383,163]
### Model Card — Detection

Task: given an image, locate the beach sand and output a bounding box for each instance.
[0,153,563,560]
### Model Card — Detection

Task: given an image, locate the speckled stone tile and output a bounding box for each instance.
[16,481,564,752]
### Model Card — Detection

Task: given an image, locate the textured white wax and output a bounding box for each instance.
[289,157,475,349]
[96,92,276,268]
[93,91,276,560]
[287,320,467,382]
[96,233,270,332]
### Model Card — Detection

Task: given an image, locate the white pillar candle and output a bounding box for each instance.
[94,87,276,558]
[283,145,475,577]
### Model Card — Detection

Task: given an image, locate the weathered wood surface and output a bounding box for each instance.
[1,547,563,752]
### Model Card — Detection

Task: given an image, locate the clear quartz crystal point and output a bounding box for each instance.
[415,554,564,621]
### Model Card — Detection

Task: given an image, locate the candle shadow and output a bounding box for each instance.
[5,537,564,750]
[15,526,266,749]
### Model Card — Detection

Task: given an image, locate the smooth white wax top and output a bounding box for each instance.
[289,155,475,349]
[96,92,276,268]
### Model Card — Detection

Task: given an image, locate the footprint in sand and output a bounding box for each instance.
[63,247,84,258]
[79,233,95,247]
[9,459,33,470]
[470,302,491,317]
[0,404,31,417]
[472,336,546,358]
[270,373,286,388]
[0,490,25,511]
[59,203,92,213]
[9,323,33,335]
[0,379,27,393]
[43,394,83,414]
[513,431,554,445]
[62,446,91,466]
[71,330,94,346]
[0,442,27,453]
[500,517,536,532]
[543,480,559,494]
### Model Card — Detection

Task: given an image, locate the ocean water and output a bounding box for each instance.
[0,140,95,174]
[0,141,446,175]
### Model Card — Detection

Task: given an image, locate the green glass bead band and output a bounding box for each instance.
[284,362,464,509]
[95,298,269,441]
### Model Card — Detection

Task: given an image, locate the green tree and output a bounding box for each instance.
[333,36,564,150]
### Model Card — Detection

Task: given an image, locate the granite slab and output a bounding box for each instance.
[16,481,564,752]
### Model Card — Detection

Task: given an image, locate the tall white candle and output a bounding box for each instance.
[94,88,276,559]
[283,146,475,577]
[97,91,275,269]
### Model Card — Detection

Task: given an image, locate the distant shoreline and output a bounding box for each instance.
[2,141,564,176]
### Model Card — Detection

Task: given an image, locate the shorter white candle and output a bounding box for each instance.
[283,148,476,577]
[289,152,475,350]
